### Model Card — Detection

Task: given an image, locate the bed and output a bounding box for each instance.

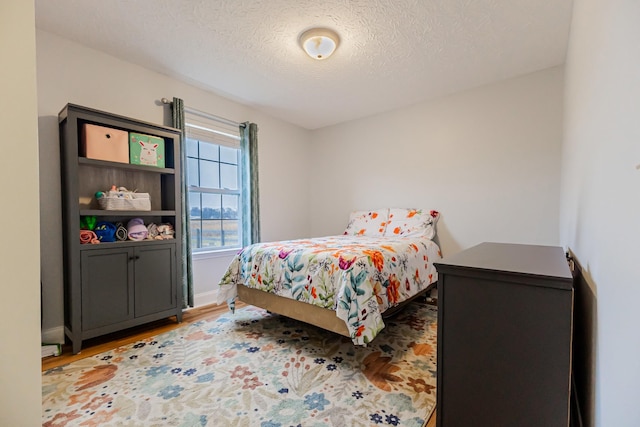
[217,208,442,345]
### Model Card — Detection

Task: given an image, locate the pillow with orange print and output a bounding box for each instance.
[384,208,440,239]
[343,209,390,236]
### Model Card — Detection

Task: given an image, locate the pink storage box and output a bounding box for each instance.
[81,123,129,163]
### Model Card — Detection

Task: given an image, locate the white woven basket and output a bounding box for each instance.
[97,191,151,211]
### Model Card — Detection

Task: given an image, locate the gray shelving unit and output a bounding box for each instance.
[59,103,183,354]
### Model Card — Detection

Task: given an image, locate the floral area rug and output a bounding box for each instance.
[43,302,437,427]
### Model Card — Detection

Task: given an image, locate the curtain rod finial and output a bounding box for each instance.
[161,98,172,105]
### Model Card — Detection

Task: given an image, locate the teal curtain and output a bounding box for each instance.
[240,122,260,245]
[171,97,194,308]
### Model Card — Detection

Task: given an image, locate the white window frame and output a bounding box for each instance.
[185,109,243,254]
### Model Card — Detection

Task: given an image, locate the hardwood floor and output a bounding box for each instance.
[41,302,436,426]
[41,302,241,371]
[426,410,437,427]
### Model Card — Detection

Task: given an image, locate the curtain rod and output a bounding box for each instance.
[161,98,245,128]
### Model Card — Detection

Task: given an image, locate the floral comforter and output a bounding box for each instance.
[217,235,441,345]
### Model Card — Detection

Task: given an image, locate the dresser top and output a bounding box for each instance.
[435,242,573,288]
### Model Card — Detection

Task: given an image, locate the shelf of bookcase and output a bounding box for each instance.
[79,209,177,217]
[79,238,177,251]
[78,157,175,174]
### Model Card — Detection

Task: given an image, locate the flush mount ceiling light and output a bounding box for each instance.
[299,28,340,60]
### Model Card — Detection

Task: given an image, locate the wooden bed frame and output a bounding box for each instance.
[237,281,437,338]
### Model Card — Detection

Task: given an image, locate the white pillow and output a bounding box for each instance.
[384,208,440,239]
[343,209,390,236]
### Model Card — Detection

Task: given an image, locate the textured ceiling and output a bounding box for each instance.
[34,0,573,130]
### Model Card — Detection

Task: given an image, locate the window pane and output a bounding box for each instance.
[199,141,219,161]
[201,220,222,248]
[187,158,199,187]
[220,146,238,164]
[222,194,239,219]
[222,220,240,247]
[189,192,201,219]
[185,110,244,252]
[186,138,198,158]
[190,219,202,249]
[220,164,238,190]
[199,160,220,189]
[202,193,221,219]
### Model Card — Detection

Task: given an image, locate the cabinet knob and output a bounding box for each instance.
[129,255,141,261]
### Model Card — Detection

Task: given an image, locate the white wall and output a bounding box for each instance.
[561,0,640,426]
[36,30,312,340]
[309,67,565,256]
[0,1,42,425]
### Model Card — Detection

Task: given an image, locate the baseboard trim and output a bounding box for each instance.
[193,290,218,308]
[42,291,219,342]
[41,326,65,344]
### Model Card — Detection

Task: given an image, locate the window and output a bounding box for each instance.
[185,113,242,252]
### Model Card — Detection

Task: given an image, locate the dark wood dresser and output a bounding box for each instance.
[434,242,573,427]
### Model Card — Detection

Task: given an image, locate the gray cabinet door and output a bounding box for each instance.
[81,247,134,332]
[134,243,177,317]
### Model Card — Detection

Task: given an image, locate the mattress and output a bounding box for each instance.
[217,234,441,345]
